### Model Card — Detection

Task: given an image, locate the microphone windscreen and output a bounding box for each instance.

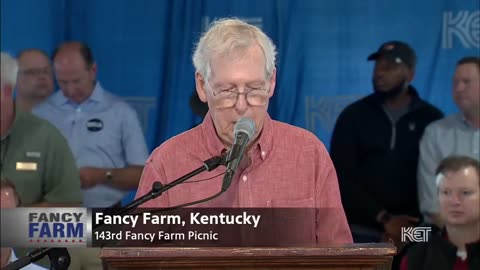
[234,117,256,139]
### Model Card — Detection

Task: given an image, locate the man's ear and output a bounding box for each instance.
[407,67,415,83]
[195,72,208,103]
[90,62,98,77]
[268,68,277,98]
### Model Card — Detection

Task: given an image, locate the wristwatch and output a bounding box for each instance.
[105,170,113,183]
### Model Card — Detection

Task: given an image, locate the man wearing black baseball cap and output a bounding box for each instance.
[368,41,417,100]
[330,41,443,252]
[368,41,416,68]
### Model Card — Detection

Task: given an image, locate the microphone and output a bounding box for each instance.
[221,117,256,192]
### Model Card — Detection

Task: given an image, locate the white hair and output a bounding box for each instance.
[1,52,18,88]
[192,18,277,81]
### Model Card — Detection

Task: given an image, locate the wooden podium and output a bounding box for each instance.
[101,243,396,270]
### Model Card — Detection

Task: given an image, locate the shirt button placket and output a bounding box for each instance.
[72,107,82,155]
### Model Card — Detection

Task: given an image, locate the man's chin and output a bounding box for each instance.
[373,90,393,99]
[373,83,388,91]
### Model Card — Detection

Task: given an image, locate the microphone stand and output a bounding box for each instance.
[95,152,228,226]
[4,153,228,270]
[2,248,70,270]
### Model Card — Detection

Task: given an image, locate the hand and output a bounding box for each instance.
[383,215,419,246]
[79,167,106,188]
[381,232,408,252]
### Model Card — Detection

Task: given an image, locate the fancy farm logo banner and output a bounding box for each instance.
[1,208,87,248]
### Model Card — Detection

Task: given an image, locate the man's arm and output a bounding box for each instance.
[417,125,443,226]
[121,104,150,168]
[315,144,353,244]
[91,102,150,191]
[108,165,144,189]
[79,165,144,190]
[330,109,384,222]
[43,126,83,205]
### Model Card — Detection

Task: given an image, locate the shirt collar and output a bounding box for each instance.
[89,81,104,102]
[459,113,480,130]
[201,112,274,161]
[201,113,228,157]
[367,85,422,111]
[57,81,104,107]
[255,114,273,161]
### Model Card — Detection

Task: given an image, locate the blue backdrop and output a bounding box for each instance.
[2,0,479,150]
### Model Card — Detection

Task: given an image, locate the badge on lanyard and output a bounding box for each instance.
[86,118,104,132]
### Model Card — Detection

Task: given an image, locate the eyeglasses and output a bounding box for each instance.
[205,80,270,108]
[19,67,52,77]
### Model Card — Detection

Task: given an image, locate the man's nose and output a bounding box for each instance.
[448,193,462,204]
[63,85,75,97]
[454,82,465,93]
[234,93,248,114]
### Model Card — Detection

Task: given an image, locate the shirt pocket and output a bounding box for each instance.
[265,198,316,245]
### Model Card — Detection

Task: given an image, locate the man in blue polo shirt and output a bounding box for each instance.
[33,41,149,208]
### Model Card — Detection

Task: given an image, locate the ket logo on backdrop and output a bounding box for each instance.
[305,95,361,133]
[0,208,88,247]
[442,10,479,49]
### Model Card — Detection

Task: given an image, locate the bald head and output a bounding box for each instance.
[18,48,49,61]
[453,56,480,120]
[0,178,18,267]
[52,41,95,68]
[16,49,54,110]
[52,42,97,104]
